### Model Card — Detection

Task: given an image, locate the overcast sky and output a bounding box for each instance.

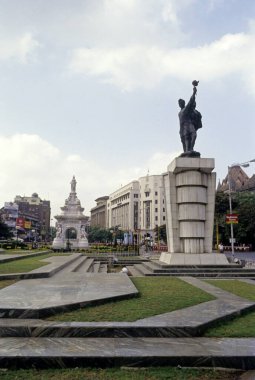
[0,0,255,221]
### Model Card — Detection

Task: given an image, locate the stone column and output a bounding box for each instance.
[163,157,216,254]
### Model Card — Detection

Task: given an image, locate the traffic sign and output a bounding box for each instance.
[226,214,238,224]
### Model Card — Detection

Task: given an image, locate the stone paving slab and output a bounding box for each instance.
[29,253,82,274]
[0,337,254,369]
[0,273,138,318]
[0,276,254,338]
[0,252,83,280]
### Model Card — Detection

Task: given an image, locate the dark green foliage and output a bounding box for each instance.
[214,191,255,248]
[235,192,255,247]
[154,224,167,244]
[87,226,113,243]
[87,226,124,244]
[0,221,12,239]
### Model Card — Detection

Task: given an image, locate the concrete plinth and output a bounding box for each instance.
[161,157,219,265]
[159,252,229,266]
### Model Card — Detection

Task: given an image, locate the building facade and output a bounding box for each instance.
[107,181,140,233]
[90,196,109,228]
[14,193,51,240]
[139,174,166,238]
[217,165,255,193]
[103,174,166,243]
[0,202,19,234]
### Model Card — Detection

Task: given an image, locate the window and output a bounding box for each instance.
[155,200,158,204]
[163,208,165,212]
[163,199,165,204]
[155,216,158,221]
[145,192,150,197]
[155,191,158,196]
[155,208,158,212]
[163,216,165,221]
[134,194,139,198]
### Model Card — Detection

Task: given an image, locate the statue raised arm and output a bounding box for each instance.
[178,81,202,157]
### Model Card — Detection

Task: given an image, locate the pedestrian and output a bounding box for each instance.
[218,243,224,253]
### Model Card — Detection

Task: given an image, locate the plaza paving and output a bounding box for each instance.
[0,252,255,369]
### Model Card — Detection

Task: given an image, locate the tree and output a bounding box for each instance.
[235,192,255,247]
[0,221,12,239]
[154,224,167,244]
[214,191,255,248]
[87,226,112,243]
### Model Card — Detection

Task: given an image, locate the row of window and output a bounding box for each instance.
[111,193,130,205]
[141,216,165,222]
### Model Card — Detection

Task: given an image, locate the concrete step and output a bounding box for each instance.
[0,337,254,369]
[54,256,87,276]
[126,265,144,277]
[91,262,100,273]
[150,260,244,269]
[75,258,94,273]
[142,272,255,278]
[134,262,255,278]
[133,264,153,276]
[99,263,108,273]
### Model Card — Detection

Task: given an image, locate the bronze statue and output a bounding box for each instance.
[178,80,202,157]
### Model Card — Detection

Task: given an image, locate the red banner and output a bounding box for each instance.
[16,217,25,228]
[226,214,238,224]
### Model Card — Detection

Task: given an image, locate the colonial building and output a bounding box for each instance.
[90,196,109,228]
[217,165,255,193]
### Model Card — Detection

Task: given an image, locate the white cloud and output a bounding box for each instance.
[0,134,177,220]
[0,33,39,63]
[69,31,255,92]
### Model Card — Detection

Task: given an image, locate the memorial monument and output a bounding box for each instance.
[160,81,229,265]
[52,176,89,250]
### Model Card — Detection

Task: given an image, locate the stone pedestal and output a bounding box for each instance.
[160,157,229,265]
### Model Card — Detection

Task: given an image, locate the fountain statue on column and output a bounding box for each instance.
[52,176,89,250]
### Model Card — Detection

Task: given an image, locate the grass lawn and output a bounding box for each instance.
[0,253,66,274]
[204,279,255,337]
[47,277,215,322]
[0,367,242,380]
[0,279,17,289]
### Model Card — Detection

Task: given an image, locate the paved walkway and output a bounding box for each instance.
[0,250,50,263]
[0,254,255,370]
[0,337,254,369]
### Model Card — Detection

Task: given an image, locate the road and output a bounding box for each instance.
[224,251,255,263]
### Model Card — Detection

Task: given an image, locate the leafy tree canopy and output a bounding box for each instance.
[215,191,255,248]
[0,221,13,239]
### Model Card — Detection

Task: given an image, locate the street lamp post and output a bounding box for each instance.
[228,159,255,257]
